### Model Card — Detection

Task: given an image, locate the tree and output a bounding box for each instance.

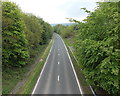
[73,2,120,94]
[2,2,29,67]
[22,13,53,57]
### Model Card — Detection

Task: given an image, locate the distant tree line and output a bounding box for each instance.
[2,1,53,68]
[54,2,120,94]
[53,24,78,38]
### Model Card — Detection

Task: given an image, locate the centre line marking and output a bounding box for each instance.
[58,61,60,65]
[58,35,83,95]
[58,75,59,82]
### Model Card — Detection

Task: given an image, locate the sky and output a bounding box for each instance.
[9,0,100,24]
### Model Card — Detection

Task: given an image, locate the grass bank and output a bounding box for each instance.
[2,39,53,94]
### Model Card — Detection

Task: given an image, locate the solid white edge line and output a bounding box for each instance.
[68,46,96,96]
[90,85,96,96]
[68,46,79,64]
[58,35,83,95]
[32,39,54,95]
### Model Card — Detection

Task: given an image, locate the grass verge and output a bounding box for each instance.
[16,39,53,94]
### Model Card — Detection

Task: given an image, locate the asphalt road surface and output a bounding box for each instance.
[32,33,81,94]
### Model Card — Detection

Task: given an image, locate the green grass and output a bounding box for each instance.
[2,62,30,94]
[2,39,53,94]
[17,39,53,94]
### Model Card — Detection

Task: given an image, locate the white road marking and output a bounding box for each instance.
[68,45,96,96]
[32,39,54,95]
[58,75,59,82]
[68,46,79,64]
[58,49,60,50]
[58,61,60,65]
[58,35,84,95]
[58,54,60,56]
[90,85,96,96]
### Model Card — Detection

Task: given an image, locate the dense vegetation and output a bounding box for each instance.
[2,1,53,94]
[53,24,77,38]
[22,13,53,62]
[54,2,120,94]
[2,1,53,68]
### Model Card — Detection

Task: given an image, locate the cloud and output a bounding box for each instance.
[60,1,97,17]
[9,0,97,24]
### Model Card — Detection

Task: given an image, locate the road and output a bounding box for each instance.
[32,33,81,94]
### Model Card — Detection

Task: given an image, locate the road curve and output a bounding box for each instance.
[32,33,81,94]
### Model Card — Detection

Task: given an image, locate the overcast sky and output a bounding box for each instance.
[9,0,100,24]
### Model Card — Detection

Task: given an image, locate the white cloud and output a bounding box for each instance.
[9,0,97,24]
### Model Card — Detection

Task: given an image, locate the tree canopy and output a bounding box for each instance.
[2,1,53,68]
[74,2,120,94]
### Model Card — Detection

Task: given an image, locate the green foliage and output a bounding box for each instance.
[22,13,53,58]
[53,24,78,38]
[61,25,75,38]
[2,1,53,68]
[53,24,66,34]
[73,2,120,94]
[40,21,53,44]
[22,14,43,51]
[2,2,29,67]
[2,1,53,94]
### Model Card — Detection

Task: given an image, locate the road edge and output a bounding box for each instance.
[58,35,83,95]
[32,39,54,94]
[68,46,96,96]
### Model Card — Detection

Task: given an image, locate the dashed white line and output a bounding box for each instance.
[58,61,60,65]
[58,75,60,82]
